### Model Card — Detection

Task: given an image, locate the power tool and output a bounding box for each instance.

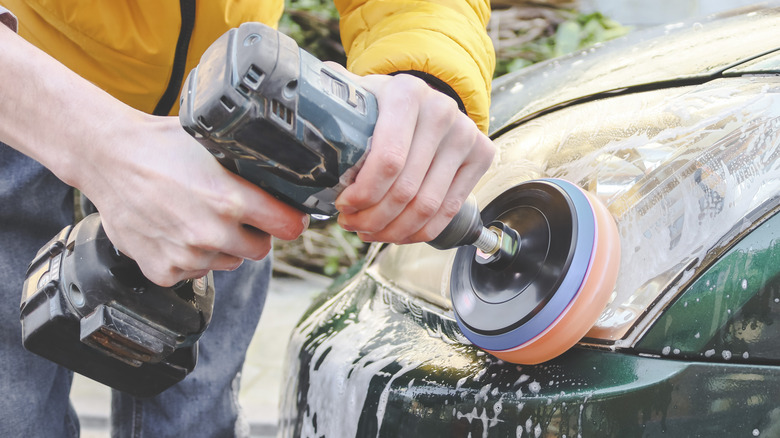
[20,22,621,397]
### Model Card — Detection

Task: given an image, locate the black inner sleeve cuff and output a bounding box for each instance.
[390,70,467,115]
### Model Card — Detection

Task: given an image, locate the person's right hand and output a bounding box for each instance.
[0,24,308,287]
[78,114,309,286]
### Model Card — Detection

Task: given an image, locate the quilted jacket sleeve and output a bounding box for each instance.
[335,0,495,133]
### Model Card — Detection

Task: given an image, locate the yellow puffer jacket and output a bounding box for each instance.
[5,0,494,131]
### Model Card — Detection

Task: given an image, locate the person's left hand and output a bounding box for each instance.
[330,63,496,245]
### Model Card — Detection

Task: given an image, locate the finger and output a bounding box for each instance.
[380,107,470,236]
[401,144,495,244]
[138,263,211,288]
[335,77,421,214]
[359,122,493,244]
[206,252,245,272]
[337,111,447,233]
[230,174,310,241]
[174,249,244,277]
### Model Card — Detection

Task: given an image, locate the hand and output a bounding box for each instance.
[79,115,308,286]
[0,26,308,287]
[330,64,495,245]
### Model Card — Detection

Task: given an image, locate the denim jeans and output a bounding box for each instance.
[0,143,270,437]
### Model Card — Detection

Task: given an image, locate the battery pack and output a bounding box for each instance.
[20,214,214,397]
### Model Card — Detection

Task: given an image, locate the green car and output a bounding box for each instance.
[279,5,780,437]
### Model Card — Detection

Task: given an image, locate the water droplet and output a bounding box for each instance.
[753,429,760,436]
[722,350,732,360]
[742,279,748,290]
[662,346,671,355]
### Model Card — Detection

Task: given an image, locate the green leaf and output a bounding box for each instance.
[554,20,582,57]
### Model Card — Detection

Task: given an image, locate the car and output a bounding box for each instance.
[278,4,780,437]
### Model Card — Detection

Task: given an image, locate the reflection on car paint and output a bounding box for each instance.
[279,267,780,436]
[637,210,780,363]
[489,9,780,131]
[280,7,780,436]
[377,78,780,346]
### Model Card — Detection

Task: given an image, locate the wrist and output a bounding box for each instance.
[389,70,467,115]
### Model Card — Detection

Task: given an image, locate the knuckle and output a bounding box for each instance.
[376,148,406,178]
[410,193,442,219]
[143,266,177,287]
[439,197,463,220]
[416,227,439,243]
[475,134,496,161]
[173,250,204,272]
[214,192,246,220]
[389,178,417,205]
[222,257,244,271]
[277,225,300,241]
[427,94,459,119]
[186,227,225,251]
[276,217,306,241]
[393,74,427,94]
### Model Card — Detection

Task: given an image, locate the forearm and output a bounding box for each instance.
[0,24,143,190]
[0,24,308,286]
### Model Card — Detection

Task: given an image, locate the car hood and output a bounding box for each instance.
[374,2,780,346]
[489,3,780,134]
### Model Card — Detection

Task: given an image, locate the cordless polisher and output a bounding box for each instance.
[20,22,619,397]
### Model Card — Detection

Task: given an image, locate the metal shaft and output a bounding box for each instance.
[472,226,501,255]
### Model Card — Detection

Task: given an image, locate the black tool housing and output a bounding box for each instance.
[20,214,215,397]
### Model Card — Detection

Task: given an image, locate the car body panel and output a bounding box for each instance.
[489,5,780,133]
[637,210,780,363]
[279,271,780,437]
[280,5,780,437]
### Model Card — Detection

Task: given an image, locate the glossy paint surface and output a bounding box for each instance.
[280,271,780,436]
[280,5,780,436]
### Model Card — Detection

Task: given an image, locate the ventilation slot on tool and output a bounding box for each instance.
[271,100,293,128]
[220,95,236,112]
[243,65,265,90]
[197,116,212,131]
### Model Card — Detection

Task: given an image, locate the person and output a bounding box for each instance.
[0,1,495,436]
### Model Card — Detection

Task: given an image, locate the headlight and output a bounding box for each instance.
[376,76,780,346]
